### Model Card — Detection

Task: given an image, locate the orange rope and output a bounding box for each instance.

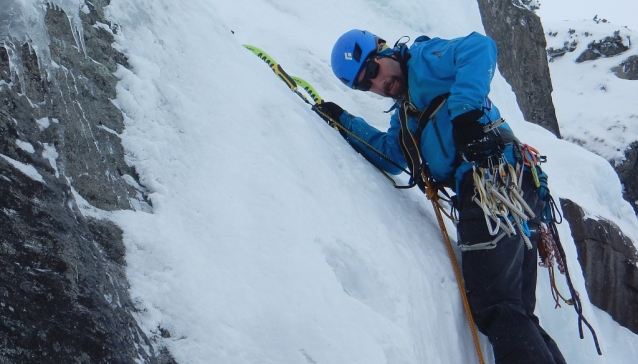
[423,175,485,364]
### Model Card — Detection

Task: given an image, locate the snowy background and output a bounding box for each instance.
[539,2,638,166]
[6,0,638,363]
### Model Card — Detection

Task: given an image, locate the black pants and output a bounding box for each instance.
[457,172,566,364]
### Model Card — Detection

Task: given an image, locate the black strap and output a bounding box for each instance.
[397,93,450,191]
[414,93,450,140]
[548,220,602,355]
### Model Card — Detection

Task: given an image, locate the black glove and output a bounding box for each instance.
[312,101,344,127]
[451,109,503,162]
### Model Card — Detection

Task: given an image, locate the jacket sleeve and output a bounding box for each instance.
[445,32,498,120]
[338,110,407,175]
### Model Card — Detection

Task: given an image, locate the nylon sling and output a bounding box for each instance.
[397,93,450,191]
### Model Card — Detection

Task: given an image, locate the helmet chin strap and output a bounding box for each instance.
[391,52,411,103]
[374,36,411,103]
[394,47,410,83]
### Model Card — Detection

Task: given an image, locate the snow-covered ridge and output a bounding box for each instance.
[544,19,638,163]
[546,18,634,64]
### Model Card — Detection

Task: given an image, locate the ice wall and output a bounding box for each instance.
[0,0,86,86]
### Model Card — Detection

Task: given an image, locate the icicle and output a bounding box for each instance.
[0,0,87,85]
[57,0,88,56]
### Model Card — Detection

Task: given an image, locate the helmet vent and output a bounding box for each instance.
[352,44,363,62]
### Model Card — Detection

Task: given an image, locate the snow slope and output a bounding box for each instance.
[78,0,638,363]
[540,16,638,166]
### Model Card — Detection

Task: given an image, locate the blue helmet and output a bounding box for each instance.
[331,30,384,89]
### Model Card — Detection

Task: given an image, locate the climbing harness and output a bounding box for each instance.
[396,94,449,191]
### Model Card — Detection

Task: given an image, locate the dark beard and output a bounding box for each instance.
[385,75,408,99]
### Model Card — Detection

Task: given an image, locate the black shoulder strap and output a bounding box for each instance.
[397,93,450,191]
[414,93,450,139]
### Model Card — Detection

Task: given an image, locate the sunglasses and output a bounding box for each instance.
[354,56,380,91]
[354,39,387,91]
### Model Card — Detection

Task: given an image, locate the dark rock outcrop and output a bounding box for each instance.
[0,162,153,362]
[575,48,602,63]
[561,199,638,334]
[546,38,578,60]
[613,55,638,80]
[614,141,638,213]
[476,0,561,138]
[1,1,172,363]
[575,31,629,63]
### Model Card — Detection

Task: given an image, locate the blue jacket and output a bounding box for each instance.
[337,32,517,191]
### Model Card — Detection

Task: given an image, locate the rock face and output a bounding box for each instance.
[0,166,152,362]
[1,1,172,363]
[476,0,561,138]
[615,141,638,212]
[561,199,638,335]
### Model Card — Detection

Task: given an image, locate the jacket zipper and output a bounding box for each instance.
[431,116,449,159]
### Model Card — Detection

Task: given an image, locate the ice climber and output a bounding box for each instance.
[313,29,567,364]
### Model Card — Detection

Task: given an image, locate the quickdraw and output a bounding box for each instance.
[459,143,536,252]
